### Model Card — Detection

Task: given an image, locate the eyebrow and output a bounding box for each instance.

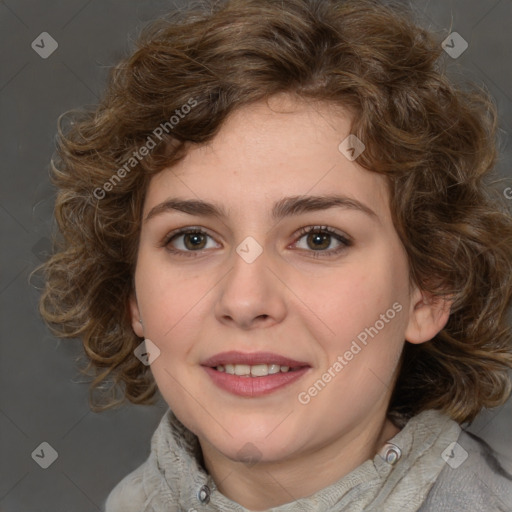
[144,194,378,223]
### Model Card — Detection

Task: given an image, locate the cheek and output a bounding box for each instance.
[310,247,409,358]
[316,270,407,418]
[135,253,209,335]
[307,264,395,335]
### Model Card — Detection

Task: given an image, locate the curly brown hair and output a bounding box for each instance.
[35,0,512,424]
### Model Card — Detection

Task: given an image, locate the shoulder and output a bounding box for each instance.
[103,462,148,512]
[419,429,512,511]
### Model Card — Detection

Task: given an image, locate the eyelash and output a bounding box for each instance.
[161,225,352,259]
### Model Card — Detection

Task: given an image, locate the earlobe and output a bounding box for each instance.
[129,292,144,338]
[404,287,452,344]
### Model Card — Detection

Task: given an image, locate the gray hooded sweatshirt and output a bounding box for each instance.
[103,408,512,512]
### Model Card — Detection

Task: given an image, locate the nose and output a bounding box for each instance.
[213,237,287,330]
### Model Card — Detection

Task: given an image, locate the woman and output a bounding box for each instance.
[37,0,512,510]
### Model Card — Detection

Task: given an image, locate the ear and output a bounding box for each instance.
[128,291,144,338]
[404,286,452,344]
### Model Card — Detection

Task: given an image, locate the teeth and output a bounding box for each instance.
[234,364,251,376]
[268,364,281,374]
[251,364,268,377]
[216,363,296,376]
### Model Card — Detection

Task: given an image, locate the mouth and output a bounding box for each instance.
[201,351,311,397]
[213,363,304,376]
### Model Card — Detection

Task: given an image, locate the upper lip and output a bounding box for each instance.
[201,351,310,368]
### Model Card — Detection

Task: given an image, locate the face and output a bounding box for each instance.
[129,95,443,466]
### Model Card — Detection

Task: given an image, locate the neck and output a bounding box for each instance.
[199,412,401,511]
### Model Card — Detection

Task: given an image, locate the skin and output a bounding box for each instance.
[129,94,451,510]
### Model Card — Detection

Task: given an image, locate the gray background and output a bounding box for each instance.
[1,1,511,511]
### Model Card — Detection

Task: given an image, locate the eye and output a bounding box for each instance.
[161,225,352,259]
[292,225,352,258]
[162,227,219,257]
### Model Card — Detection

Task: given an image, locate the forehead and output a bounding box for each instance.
[143,97,390,223]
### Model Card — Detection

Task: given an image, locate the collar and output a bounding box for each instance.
[140,408,461,511]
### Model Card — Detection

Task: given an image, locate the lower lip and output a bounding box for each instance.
[202,366,310,397]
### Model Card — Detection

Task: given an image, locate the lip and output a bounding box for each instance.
[201,351,311,397]
[203,366,311,397]
[201,351,310,368]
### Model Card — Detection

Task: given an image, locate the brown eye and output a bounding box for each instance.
[181,232,207,250]
[305,232,331,250]
[293,226,352,258]
[163,228,218,257]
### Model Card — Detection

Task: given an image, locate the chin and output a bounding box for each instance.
[215,435,300,465]
[196,418,304,462]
